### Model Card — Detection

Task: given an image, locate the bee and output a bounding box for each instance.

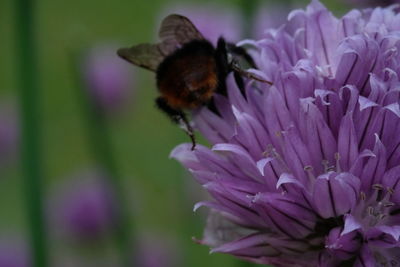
[118,14,271,150]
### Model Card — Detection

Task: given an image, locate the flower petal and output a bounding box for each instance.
[313,172,360,218]
[338,113,359,171]
[360,135,387,192]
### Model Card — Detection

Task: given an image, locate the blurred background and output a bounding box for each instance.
[0,0,390,266]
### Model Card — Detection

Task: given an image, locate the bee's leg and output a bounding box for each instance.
[214,38,248,100]
[226,43,257,69]
[215,38,247,97]
[230,60,273,85]
[233,69,246,97]
[214,37,229,98]
[206,37,229,115]
[227,42,273,86]
[155,97,196,150]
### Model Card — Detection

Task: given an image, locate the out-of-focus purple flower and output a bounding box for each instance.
[51,169,117,242]
[171,0,400,265]
[82,44,135,114]
[0,103,19,167]
[133,233,181,267]
[0,236,30,267]
[160,4,243,44]
[252,4,292,40]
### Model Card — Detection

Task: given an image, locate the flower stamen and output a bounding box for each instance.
[334,153,341,173]
[360,185,395,226]
[321,160,335,173]
[304,165,316,185]
[263,144,290,173]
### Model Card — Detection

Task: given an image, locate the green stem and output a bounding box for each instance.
[70,51,134,267]
[14,0,48,266]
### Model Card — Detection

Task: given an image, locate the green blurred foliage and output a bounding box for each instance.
[0,0,348,266]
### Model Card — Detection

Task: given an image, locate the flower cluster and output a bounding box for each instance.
[82,45,134,114]
[133,233,181,267]
[0,236,29,267]
[172,1,400,266]
[50,169,117,242]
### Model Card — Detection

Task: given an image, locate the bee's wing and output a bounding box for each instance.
[158,14,204,54]
[117,43,165,72]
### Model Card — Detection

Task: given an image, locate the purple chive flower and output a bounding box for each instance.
[0,103,19,167]
[0,236,30,267]
[160,4,243,44]
[82,44,135,114]
[133,233,181,267]
[51,169,117,242]
[171,0,400,265]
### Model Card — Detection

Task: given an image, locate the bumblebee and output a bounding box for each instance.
[118,14,271,150]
